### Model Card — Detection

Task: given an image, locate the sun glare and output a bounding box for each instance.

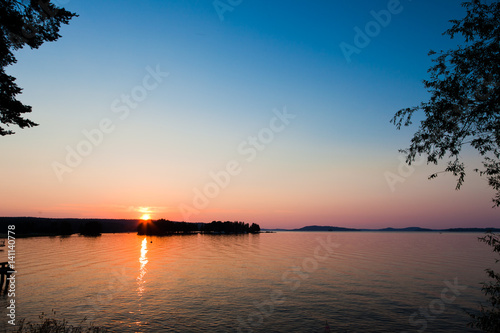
[141,214,151,220]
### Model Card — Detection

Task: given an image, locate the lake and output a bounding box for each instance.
[0,232,496,332]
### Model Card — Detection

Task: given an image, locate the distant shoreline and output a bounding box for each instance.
[264,225,500,233]
[0,217,499,238]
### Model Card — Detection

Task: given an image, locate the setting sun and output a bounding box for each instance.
[140,214,151,220]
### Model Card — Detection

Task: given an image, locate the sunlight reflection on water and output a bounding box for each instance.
[137,237,148,297]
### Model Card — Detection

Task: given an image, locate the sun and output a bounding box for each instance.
[140,214,151,220]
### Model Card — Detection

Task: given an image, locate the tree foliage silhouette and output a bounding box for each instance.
[0,0,76,135]
[392,0,500,205]
[137,219,260,235]
[80,220,102,236]
[392,1,500,330]
[249,223,260,233]
[468,233,500,331]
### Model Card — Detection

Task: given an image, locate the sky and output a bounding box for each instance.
[1,0,499,229]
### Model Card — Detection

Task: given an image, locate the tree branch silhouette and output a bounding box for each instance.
[0,0,77,135]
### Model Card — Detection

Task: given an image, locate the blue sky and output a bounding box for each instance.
[2,0,498,228]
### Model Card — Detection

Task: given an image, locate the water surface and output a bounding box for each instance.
[0,232,496,332]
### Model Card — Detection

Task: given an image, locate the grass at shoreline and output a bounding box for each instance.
[11,312,107,333]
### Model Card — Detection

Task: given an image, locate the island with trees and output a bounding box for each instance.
[137,219,261,236]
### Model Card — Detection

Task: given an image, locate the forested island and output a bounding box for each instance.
[137,219,261,235]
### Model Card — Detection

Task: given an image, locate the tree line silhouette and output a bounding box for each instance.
[0,217,261,237]
[203,221,261,234]
[137,219,260,235]
[0,217,138,237]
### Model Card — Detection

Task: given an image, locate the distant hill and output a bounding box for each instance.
[262,225,500,233]
[373,227,433,232]
[442,228,500,233]
[292,225,360,232]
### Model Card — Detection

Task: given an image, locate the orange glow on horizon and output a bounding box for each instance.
[140,214,151,220]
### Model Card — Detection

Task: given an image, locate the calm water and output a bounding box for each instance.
[0,232,497,332]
